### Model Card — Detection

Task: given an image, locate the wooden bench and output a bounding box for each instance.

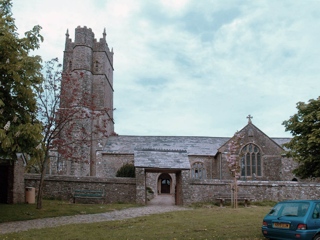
[215,194,254,207]
[73,189,105,203]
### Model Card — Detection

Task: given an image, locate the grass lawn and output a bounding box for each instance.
[0,200,138,223]
[0,201,272,240]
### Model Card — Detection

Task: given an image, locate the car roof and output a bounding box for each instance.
[279,200,320,203]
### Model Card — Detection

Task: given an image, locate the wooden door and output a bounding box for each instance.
[161,179,170,193]
[0,165,9,203]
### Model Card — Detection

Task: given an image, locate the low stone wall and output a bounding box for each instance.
[24,174,320,205]
[24,174,136,203]
[185,179,320,205]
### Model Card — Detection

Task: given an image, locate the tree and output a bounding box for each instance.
[225,131,243,208]
[0,0,43,163]
[283,96,320,179]
[35,58,113,209]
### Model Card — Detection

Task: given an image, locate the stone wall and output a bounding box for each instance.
[24,174,136,203]
[13,158,25,203]
[24,174,320,206]
[96,153,134,178]
[184,179,320,205]
[280,157,299,181]
[135,167,146,204]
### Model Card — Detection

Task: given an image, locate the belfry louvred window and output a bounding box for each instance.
[240,143,262,178]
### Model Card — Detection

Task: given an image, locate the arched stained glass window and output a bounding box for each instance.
[240,143,262,178]
[191,162,206,179]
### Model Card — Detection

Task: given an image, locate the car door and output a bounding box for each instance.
[307,202,320,230]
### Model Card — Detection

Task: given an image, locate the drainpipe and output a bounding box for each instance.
[220,153,222,180]
[211,155,213,179]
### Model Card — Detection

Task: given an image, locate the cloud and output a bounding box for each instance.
[12,0,320,138]
[159,0,191,17]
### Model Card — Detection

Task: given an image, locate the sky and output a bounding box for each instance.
[12,0,320,138]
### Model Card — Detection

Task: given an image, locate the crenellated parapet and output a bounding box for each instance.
[74,26,95,47]
[63,26,114,73]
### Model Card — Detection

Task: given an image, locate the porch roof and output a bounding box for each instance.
[134,148,190,170]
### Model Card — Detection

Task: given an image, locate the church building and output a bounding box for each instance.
[49,26,301,205]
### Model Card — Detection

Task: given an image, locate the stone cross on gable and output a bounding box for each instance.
[247,114,253,123]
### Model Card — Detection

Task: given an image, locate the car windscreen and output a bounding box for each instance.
[268,202,310,217]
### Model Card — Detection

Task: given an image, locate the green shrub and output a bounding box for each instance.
[146,187,154,194]
[116,163,135,178]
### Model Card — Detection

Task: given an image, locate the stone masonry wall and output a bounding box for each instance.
[24,174,136,203]
[96,153,134,178]
[280,157,299,181]
[13,158,25,203]
[184,179,320,205]
[135,167,146,204]
[24,174,320,206]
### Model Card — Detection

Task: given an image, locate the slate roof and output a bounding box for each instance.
[134,149,190,169]
[103,135,291,156]
[272,138,291,146]
[271,138,291,150]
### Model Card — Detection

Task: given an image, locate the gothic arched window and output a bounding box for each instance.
[240,143,262,178]
[191,162,206,179]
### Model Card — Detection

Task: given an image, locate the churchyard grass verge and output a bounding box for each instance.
[0,199,138,223]
[1,205,272,239]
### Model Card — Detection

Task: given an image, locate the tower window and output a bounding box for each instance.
[95,61,99,72]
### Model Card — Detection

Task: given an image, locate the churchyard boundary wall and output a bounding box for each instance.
[186,179,320,205]
[24,174,136,203]
[24,174,320,205]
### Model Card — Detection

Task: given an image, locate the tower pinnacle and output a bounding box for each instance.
[103,28,106,40]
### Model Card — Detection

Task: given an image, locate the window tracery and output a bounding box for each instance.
[240,143,262,178]
[191,162,206,179]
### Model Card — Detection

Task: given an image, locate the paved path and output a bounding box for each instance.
[0,195,188,234]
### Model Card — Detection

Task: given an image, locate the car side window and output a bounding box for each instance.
[269,204,282,216]
[312,203,320,219]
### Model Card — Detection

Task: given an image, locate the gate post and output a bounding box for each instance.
[135,167,147,205]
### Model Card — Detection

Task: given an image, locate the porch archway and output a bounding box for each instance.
[158,173,172,194]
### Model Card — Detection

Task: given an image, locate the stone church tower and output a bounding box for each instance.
[58,26,114,176]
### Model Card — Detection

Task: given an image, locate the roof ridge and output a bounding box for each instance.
[135,148,187,153]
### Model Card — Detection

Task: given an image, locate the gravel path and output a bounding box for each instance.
[0,205,189,234]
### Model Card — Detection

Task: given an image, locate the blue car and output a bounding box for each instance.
[262,200,320,240]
